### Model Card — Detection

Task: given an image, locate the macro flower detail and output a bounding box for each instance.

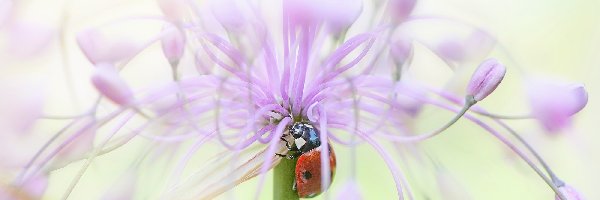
[76,29,142,65]
[161,26,186,66]
[527,78,588,133]
[389,0,417,23]
[91,64,135,106]
[466,58,507,102]
[0,0,594,200]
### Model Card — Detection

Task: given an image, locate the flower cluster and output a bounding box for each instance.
[0,0,589,199]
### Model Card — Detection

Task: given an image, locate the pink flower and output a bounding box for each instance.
[389,0,417,23]
[390,38,413,67]
[320,0,363,33]
[210,0,247,32]
[161,25,186,65]
[436,30,496,63]
[157,0,188,21]
[466,58,506,101]
[76,28,140,64]
[527,78,587,133]
[91,63,135,106]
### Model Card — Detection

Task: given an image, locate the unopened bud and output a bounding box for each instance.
[568,84,588,115]
[528,79,587,133]
[161,26,186,65]
[157,0,188,21]
[322,0,363,34]
[91,63,134,106]
[76,28,139,64]
[466,58,506,101]
[389,0,417,23]
[211,0,246,32]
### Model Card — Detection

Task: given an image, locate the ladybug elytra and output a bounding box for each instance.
[278,122,336,198]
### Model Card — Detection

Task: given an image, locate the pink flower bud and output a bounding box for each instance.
[210,0,246,32]
[568,84,588,115]
[466,58,506,101]
[436,37,467,63]
[91,63,134,106]
[436,30,496,63]
[161,26,186,65]
[76,28,140,64]
[157,0,188,21]
[321,0,363,33]
[556,185,585,200]
[390,38,413,66]
[394,80,425,116]
[528,79,587,133]
[389,0,417,23]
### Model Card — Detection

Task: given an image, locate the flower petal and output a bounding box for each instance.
[91,63,135,105]
[161,26,186,64]
[76,28,140,64]
[527,78,586,133]
[389,0,417,23]
[466,58,506,101]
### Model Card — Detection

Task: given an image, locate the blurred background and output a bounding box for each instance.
[1,0,598,199]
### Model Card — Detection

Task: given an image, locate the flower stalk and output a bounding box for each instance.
[273,157,299,200]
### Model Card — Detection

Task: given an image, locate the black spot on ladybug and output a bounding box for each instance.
[302,170,312,181]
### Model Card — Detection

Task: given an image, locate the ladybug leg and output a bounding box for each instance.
[275,151,300,159]
[275,153,288,158]
[287,151,301,159]
[280,137,293,150]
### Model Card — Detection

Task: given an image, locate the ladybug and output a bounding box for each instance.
[278,122,337,198]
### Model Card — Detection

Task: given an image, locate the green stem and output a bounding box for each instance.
[273,157,299,200]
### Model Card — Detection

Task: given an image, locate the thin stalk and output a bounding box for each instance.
[273,157,299,200]
[422,98,567,200]
[496,120,564,186]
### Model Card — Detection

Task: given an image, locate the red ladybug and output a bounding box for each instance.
[294,143,336,198]
[279,122,337,198]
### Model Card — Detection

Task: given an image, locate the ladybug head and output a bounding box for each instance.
[290,122,310,139]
